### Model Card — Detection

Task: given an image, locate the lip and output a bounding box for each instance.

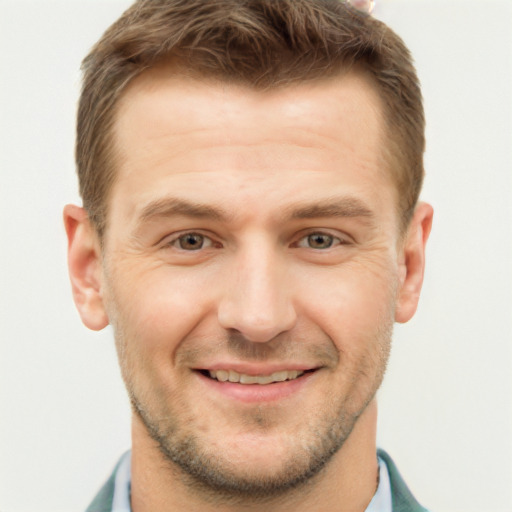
[194,366,319,403]
[197,362,319,375]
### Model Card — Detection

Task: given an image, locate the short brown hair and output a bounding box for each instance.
[77,0,424,237]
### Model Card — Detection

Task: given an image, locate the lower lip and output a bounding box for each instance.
[196,371,317,403]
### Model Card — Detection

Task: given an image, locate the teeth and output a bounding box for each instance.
[216,370,229,382]
[208,369,305,384]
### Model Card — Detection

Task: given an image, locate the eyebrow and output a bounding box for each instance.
[288,197,375,222]
[137,197,231,225]
[135,195,375,226]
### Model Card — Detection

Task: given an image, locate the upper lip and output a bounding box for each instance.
[194,363,319,375]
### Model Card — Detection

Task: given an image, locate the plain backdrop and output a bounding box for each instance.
[1,1,511,511]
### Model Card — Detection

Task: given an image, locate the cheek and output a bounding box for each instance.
[297,259,399,346]
[105,270,212,406]
[306,264,396,407]
[105,263,218,362]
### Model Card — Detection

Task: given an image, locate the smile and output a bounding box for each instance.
[207,369,307,385]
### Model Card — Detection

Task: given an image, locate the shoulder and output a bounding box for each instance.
[378,448,430,512]
[85,455,125,512]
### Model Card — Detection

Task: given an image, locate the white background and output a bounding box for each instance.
[1,1,511,511]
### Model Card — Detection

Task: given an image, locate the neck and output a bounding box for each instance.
[130,400,379,512]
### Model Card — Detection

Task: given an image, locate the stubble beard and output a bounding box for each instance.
[116,328,393,505]
[131,394,358,503]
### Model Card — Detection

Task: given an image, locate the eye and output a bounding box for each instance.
[296,232,343,250]
[170,233,213,251]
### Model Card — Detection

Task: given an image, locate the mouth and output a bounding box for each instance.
[200,369,316,385]
[195,366,319,403]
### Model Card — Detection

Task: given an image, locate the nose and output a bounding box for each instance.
[217,241,297,343]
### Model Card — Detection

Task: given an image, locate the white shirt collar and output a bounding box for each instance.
[366,455,393,512]
[111,451,132,512]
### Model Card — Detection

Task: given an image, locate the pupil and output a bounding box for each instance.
[309,234,332,249]
[180,234,203,250]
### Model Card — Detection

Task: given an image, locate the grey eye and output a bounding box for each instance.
[298,233,336,249]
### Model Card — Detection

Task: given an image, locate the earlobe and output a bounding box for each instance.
[63,204,109,331]
[395,202,434,324]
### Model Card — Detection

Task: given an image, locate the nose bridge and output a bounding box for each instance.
[217,235,297,342]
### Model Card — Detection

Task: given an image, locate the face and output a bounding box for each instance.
[86,70,412,497]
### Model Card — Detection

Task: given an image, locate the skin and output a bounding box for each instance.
[64,68,433,512]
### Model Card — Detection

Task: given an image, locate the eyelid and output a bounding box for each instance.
[292,229,353,249]
[159,230,220,250]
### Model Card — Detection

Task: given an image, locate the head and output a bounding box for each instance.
[76,0,424,240]
[66,0,432,506]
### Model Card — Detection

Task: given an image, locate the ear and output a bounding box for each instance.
[63,204,109,331]
[395,202,434,323]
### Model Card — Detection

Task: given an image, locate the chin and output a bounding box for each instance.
[134,399,356,501]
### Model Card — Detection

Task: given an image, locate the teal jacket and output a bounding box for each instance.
[86,449,428,512]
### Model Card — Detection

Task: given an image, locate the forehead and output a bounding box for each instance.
[108,67,396,233]
[115,66,385,154]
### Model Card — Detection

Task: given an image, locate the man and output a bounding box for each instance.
[64,0,433,510]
